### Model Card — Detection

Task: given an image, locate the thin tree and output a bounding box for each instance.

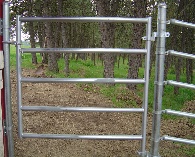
[43,0,59,72]
[95,0,121,78]
[127,0,147,90]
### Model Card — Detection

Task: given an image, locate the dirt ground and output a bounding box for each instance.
[11,69,195,157]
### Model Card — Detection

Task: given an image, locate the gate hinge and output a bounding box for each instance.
[0,51,4,90]
[0,51,4,70]
[3,120,7,135]
[0,70,3,90]
[0,18,2,36]
[142,32,170,41]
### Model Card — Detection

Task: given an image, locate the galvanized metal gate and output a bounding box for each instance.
[150,3,195,157]
[2,2,195,157]
[14,11,152,157]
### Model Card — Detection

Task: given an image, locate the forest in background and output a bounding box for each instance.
[10,0,195,93]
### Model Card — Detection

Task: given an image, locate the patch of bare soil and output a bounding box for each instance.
[11,69,195,157]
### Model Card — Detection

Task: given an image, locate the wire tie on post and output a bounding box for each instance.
[153,110,162,115]
[154,81,164,86]
[155,51,166,55]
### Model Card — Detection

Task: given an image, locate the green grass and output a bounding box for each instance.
[10,45,42,69]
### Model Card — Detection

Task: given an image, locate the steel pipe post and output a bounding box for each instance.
[16,15,23,139]
[3,1,14,157]
[150,3,167,157]
[0,0,6,157]
[139,17,152,157]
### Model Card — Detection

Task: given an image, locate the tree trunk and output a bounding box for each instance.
[62,23,70,76]
[44,1,59,72]
[127,0,146,90]
[58,0,70,76]
[101,22,115,78]
[28,22,37,64]
[95,0,120,78]
[28,0,37,64]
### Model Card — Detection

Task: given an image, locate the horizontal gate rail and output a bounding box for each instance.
[21,78,145,84]
[20,17,149,23]
[167,50,195,59]
[22,133,143,140]
[21,48,147,54]
[162,136,195,145]
[170,19,195,28]
[166,80,195,89]
[163,109,195,118]
[21,106,144,112]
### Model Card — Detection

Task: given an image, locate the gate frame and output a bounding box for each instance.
[15,15,152,157]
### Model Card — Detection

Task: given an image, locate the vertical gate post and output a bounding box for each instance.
[3,1,14,157]
[150,3,167,157]
[0,0,7,157]
[140,17,152,157]
[16,15,23,139]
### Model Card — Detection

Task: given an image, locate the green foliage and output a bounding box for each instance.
[10,45,41,69]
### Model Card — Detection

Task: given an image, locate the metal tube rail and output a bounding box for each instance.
[21,78,145,84]
[20,17,149,23]
[16,15,23,139]
[150,3,167,157]
[163,109,195,118]
[22,133,143,140]
[170,19,195,29]
[162,136,195,145]
[140,17,152,157]
[21,106,144,113]
[3,2,15,157]
[166,80,195,90]
[167,50,195,60]
[21,48,147,54]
